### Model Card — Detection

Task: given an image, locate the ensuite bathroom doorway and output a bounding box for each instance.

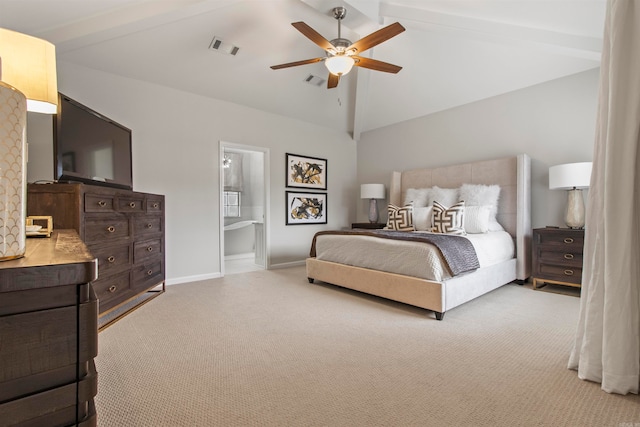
[219,141,270,275]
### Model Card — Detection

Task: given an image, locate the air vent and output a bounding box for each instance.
[209,37,240,56]
[304,74,326,87]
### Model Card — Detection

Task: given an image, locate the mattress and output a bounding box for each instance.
[313,230,515,282]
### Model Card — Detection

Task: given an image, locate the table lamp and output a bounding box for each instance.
[549,162,592,229]
[361,183,385,223]
[0,28,57,260]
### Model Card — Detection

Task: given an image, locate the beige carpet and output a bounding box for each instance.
[95,266,640,426]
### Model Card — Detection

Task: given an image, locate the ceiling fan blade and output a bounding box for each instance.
[327,73,340,89]
[353,56,402,73]
[270,57,324,70]
[347,22,405,54]
[292,21,335,52]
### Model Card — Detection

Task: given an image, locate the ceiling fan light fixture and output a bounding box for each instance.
[325,55,355,76]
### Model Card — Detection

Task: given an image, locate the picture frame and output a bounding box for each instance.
[286,153,327,190]
[286,191,327,225]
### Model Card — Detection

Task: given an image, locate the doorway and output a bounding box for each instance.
[219,141,270,276]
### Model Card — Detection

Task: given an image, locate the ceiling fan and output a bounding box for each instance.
[270,6,405,89]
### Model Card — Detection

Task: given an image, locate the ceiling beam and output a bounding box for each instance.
[380,4,602,62]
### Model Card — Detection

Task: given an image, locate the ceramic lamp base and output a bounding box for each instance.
[565,188,585,229]
[368,198,379,223]
[0,82,27,261]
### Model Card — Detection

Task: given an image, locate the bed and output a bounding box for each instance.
[306,154,531,320]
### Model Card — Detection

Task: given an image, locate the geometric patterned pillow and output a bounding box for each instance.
[431,200,466,235]
[386,204,414,231]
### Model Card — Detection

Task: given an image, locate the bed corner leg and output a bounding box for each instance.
[514,279,525,285]
[308,278,315,284]
[435,312,445,321]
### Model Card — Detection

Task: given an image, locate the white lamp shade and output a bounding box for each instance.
[0,28,58,114]
[325,55,355,76]
[361,183,385,199]
[549,162,592,190]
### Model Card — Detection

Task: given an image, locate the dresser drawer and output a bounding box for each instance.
[85,193,115,213]
[116,196,145,213]
[135,216,162,236]
[84,215,131,244]
[93,270,131,311]
[132,260,164,291]
[146,197,163,213]
[134,238,163,263]
[90,243,132,276]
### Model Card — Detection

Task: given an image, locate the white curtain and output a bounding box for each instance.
[568,0,640,395]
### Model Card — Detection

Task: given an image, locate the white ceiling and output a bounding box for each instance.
[0,0,605,139]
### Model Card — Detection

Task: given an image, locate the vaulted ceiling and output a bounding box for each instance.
[0,0,605,139]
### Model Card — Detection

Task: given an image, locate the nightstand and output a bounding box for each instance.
[352,222,386,229]
[532,228,584,290]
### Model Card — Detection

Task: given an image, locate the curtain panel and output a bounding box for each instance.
[568,0,640,395]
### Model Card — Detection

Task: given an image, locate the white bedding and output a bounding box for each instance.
[313,230,515,282]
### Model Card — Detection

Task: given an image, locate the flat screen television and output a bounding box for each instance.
[54,93,133,190]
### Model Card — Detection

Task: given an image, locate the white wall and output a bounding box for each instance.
[27,62,357,284]
[356,69,599,229]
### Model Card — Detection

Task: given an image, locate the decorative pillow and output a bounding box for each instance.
[427,187,459,208]
[459,184,501,230]
[386,204,414,231]
[413,206,433,231]
[464,205,491,234]
[404,188,431,207]
[431,201,466,235]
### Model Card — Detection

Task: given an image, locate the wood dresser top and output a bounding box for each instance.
[0,230,97,292]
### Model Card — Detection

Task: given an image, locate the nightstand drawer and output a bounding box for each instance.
[536,248,583,267]
[534,229,584,248]
[536,263,582,284]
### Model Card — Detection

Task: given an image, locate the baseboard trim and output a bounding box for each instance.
[166,272,222,286]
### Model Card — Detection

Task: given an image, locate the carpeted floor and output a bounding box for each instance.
[95,266,639,426]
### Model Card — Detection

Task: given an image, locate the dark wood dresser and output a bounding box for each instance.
[27,183,165,326]
[532,227,585,290]
[0,230,98,426]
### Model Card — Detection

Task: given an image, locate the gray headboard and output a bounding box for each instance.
[389,154,531,281]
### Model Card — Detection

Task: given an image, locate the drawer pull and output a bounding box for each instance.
[152,203,159,209]
[129,202,136,208]
[107,226,116,233]
[564,254,574,260]
[147,246,153,252]
[108,285,117,293]
[564,237,574,244]
[147,269,153,276]
[98,200,107,207]
[147,223,153,229]
[107,256,116,263]
[564,269,574,276]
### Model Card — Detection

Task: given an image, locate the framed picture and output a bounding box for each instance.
[286,191,327,225]
[286,153,327,190]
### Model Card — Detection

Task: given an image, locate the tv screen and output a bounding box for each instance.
[54,93,133,190]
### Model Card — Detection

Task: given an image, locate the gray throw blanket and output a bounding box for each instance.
[310,229,480,276]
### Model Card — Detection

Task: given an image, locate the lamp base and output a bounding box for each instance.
[565,188,585,229]
[368,199,379,223]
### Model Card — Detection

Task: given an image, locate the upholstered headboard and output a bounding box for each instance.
[389,154,531,281]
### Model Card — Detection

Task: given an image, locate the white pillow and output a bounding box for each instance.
[413,206,433,231]
[427,186,459,208]
[464,205,491,233]
[459,184,501,229]
[404,188,431,208]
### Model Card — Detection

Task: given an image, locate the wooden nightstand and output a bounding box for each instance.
[532,227,584,290]
[352,222,386,229]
